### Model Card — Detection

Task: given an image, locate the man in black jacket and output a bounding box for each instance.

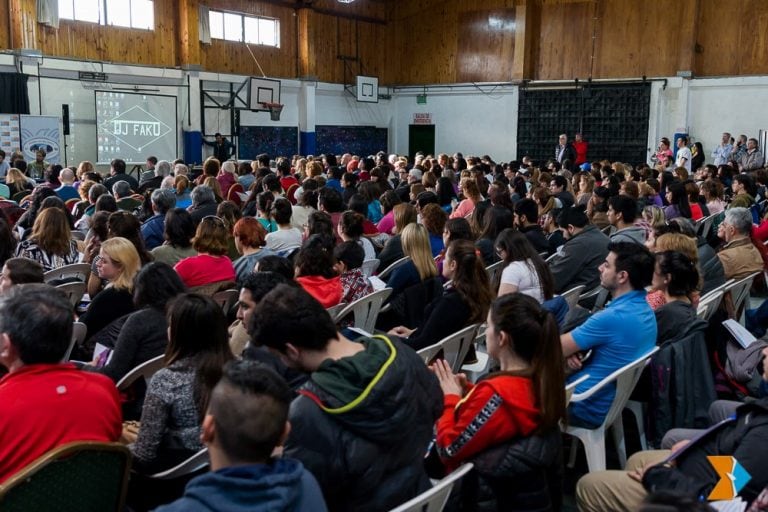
[513,198,549,254]
[251,284,442,512]
[576,397,768,511]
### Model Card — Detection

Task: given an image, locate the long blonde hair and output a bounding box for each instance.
[400,223,438,281]
[100,237,141,291]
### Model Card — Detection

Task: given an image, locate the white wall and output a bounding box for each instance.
[4,51,768,164]
[391,85,518,159]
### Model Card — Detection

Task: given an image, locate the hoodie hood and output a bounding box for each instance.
[610,225,646,245]
[295,275,343,308]
[173,459,313,512]
[300,335,440,443]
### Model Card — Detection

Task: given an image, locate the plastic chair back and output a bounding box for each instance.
[44,263,91,283]
[212,289,239,316]
[62,322,87,362]
[0,442,131,512]
[56,282,87,307]
[388,463,473,512]
[336,288,393,333]
[378,256,410,280]
[485,260,505,284]
[416,324,479,373]
[565,374,590,406]
[560,285,586,311]
[724,272,759,320]
[326,302,348,322]
[696,289,725,321]
[572,347,660,430]
[361,258,380,278]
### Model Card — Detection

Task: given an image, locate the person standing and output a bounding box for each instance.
[573,133,589,165]
[203,133,236,162]
[711,132,733,166]
[675,136,692,173]
[555,134,576,164]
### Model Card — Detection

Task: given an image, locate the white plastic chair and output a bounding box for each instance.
[335,288,392,333]
[724,272,759,322]
[44,263,91,283]
[565,374,590,406]
[696,288,726,321]
[116,354,166,392]
[564,347,659,472]
[148,448,209,479]
[378,256,411,281]
[416,324,479,373]
[461,324,490,381]
[361,258,380,278]
[560,285,586,311]
[326,302,348,322]
[388,463,473,512]
[56,282,87,307]
[62,322,87,362]
[695,213,716,240]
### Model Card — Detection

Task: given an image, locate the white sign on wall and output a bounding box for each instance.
[20,115,61,165]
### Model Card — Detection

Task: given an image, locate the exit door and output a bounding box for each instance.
[409,125,435,161]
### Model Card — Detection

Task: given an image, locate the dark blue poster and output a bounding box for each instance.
[238,126,298,159]
[316,125,388,156]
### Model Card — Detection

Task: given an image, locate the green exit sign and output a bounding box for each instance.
[417,95,427,104]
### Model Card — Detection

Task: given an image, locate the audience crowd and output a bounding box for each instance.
[2,137,768,511]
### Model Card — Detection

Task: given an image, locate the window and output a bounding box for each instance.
[58,0,154,30]
[208,10,280,48]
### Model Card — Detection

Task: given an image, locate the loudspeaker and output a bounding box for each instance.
[62,104,70,135]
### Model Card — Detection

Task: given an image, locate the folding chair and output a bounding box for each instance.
[116,354,165,392]
[148,448,209,480]
[563,347,659,472]
[388,463,473,512]
[0,442,131,512]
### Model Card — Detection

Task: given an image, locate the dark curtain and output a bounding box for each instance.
[0,73,30,114]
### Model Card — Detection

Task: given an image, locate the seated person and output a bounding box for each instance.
[232,217,276,284]
[385,223,438,301]
[432,293,565,509]
[81,262,186,382]
[251,284,442,511]
[174,215,236,289]
[388,240,492,350]
[79,237,141,343]
[549,206,611,294]
[294,234,342,308]
[154,361,326,512]
[376,203,417,270]
[333,241,374,305]
[0,284,121,483]
[652,251,699,345]
[560,241,657,428]
[716,207,764,280]
[131,293,233,473]
[0,257,43,295]
[577,395,768,511]
[495,228,555,303]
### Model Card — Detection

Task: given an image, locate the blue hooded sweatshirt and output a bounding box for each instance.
[153,458,326,512]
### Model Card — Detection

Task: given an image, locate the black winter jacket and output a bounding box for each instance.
[649,317,716,447]
[283,335,442,512]
[448,427,563,512]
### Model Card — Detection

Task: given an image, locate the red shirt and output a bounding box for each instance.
[573,141,589,165]
[296,275,343,308]
[0,364,122,483]
[280,176,298,192]
[436,375,540,471]
[174,254,236,288]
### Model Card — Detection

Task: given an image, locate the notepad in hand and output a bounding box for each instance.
[722,319,758,349]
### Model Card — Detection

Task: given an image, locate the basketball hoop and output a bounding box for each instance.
[261,102,283,121]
